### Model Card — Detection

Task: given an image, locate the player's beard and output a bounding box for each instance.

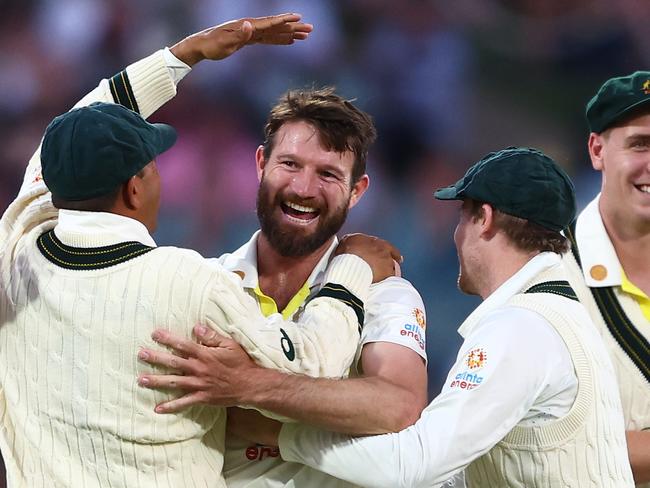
[256,179,350,257]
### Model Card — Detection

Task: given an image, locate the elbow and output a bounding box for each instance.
[386,396,424,433]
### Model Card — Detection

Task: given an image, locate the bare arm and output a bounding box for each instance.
[139,328,427,434]
[627,430,650,484]
[230,342,426,435]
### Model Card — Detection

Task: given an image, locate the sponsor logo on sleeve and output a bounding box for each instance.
[280,328,295,361]
[400,308,427,350]
[449,347,487,391]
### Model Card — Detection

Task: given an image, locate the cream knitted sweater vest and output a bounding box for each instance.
[465,268,634,488]
[0,225,233,488]
[0,50,372,487]
[564,252,650,433]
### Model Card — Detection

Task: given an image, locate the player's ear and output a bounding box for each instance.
[348,174,369,209]
[478,203,498,240]
[255,145,266,182]
[123,176,141,210]
[588,132,605,171]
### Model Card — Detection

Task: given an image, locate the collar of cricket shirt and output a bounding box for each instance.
[54,209,157,248]
[218,230,339,291]
[575,194,622,288]
[457,252,563,338]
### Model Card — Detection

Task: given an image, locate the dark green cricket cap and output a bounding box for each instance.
[41,102,177,201]
[434,147,576,232]
[586,71,650,133]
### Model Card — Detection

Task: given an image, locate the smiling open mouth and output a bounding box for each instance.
[636,184,650,194]
[281,201,320,224]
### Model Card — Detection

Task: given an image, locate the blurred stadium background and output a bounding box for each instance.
[1,0,649,401]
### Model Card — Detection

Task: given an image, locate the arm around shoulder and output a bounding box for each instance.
[202,254,372,378]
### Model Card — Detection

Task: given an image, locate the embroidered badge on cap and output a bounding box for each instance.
[643,79,650,95]
[449,347,488,391]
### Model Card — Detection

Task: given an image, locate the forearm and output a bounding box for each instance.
[243,371,421,435]
[627,430,650,484]
[279,420,459,488]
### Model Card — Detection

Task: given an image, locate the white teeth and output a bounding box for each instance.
[639,185,650,194]
[285,201,317,213]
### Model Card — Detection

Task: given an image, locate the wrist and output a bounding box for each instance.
[243,367,289,408]
[169,36,203,67]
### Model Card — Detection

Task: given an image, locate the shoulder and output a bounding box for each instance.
[368,276,424,308]
[150,246,228,275]
[456,305,572,389]
[475,305,568,353]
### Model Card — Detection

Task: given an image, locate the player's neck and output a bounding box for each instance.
[479,247,539,300]
[255,234,334,306]
[600,203,650,294]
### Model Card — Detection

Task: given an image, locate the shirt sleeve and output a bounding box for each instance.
[360,277,428,363]
[203,254,373,379]
[279,306,569,487]
[0,50,176,276]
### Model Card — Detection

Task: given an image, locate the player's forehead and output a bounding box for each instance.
[606,111,650,139]
[270,121,355,171]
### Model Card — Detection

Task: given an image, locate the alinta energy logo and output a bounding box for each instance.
[449,347,488,391]
[400,308,426,350]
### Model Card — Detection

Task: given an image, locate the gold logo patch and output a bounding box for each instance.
[590,264,608,281]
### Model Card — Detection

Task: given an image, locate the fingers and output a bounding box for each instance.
[386,241,403,264]
[249,13,303,30]
[247,13,313,45]
[239,20,253,43]
[151,329,202,358]
[193,325,231,347]
[138,373,202,391]
[138,347,191,372]
[154,392,205,414]
[393,259,402,278]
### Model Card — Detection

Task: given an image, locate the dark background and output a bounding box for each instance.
[2,0,649,399]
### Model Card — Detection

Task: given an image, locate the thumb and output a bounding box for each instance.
[240,20,254,43]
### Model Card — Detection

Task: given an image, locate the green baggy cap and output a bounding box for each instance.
[586,71,650,133]
[41,102,177,201]
[434,147,576,232]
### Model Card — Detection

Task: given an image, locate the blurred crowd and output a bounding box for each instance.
[2,0,649,396]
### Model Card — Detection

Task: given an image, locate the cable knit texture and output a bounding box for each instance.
[465,267,634,488]
[0,51,369,487]
[564,252,650,488]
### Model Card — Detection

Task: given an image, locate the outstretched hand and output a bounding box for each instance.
[137,325,260,413]
[170,13,313,66]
